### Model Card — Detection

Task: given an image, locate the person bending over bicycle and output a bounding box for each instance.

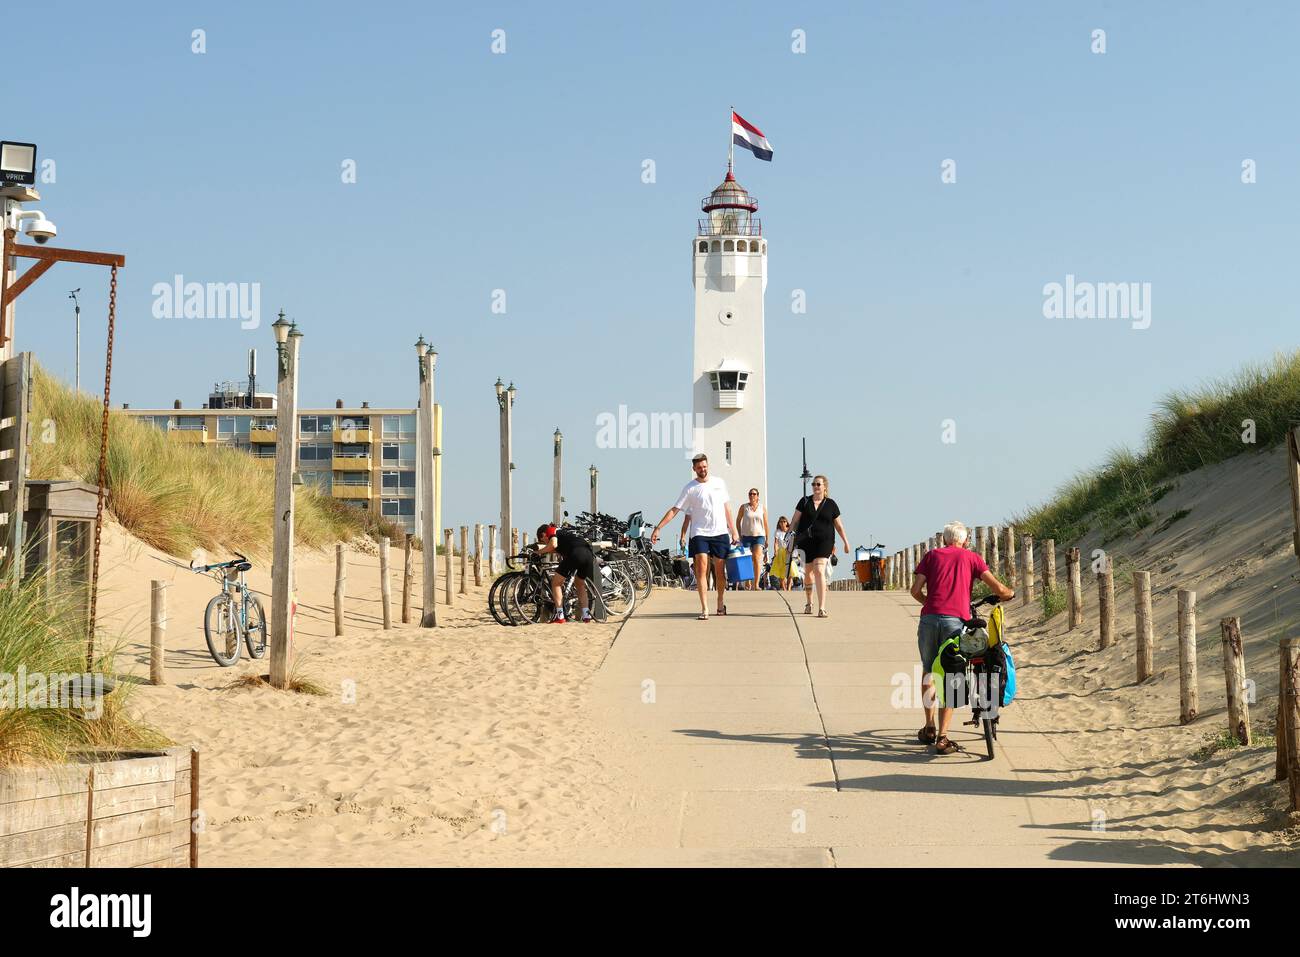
[535,523,596,623]
[910,521,1013,754]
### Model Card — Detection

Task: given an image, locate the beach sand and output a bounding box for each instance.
[101,528,637,865]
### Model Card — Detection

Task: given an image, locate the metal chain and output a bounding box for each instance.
[87,264,116,669]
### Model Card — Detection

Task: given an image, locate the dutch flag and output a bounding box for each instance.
[732,111,773,162]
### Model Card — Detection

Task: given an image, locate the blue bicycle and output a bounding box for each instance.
[191,552,268,667]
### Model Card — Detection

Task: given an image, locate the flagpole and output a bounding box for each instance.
[728,105,734,174]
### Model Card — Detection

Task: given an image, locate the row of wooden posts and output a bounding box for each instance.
[860,525,1300,812]
[147,522,534,676]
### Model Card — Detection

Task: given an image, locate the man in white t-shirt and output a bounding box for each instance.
[650,453,738,620]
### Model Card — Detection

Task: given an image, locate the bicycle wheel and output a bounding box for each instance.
[513,571,552,625]
[243,594,268,659]
[983,718,996,760]
[493,572,523,626]
[598,566,637,620]
[625,555,653,602]
[203,594,241,667]
[503,573,536,626]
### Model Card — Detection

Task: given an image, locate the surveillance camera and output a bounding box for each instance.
[25,217,55,244]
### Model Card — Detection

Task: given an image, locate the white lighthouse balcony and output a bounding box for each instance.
[707,358,750,410]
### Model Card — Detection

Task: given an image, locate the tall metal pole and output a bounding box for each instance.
[69,288,80,392]
[552,428,563,525]
[497,380,514,552]
[270,314,301,688]
[589,464,598,516]
[418,338,437,626]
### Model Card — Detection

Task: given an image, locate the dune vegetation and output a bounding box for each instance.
[29,365,375,558]
[1012,351,1300,543]
[0,576,167,767]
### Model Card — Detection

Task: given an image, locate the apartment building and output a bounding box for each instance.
[123,381,440,536]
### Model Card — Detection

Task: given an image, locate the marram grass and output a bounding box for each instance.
[0,575,166,768]
[1012,351,1300,543]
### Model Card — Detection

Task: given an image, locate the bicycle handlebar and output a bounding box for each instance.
[190,551,249,574]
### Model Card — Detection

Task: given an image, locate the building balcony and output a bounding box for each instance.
[170,430,208,443]
[250,429,278,443]
[332,427,372,443]
[333,455,371,472]
[332,485,371,500]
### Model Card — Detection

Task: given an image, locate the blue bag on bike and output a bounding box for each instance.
[1000,641,1016,706]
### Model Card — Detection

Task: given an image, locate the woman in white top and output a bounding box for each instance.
[737,488,769,590]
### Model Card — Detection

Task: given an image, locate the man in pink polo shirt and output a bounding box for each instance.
[910,521,1013,755]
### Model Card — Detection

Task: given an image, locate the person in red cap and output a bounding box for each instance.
[535,523,597,623]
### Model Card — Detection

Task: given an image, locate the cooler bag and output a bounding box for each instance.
[725,545,755,583]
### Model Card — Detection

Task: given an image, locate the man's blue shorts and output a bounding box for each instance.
[688,533,730,559]
[918,614,964,671]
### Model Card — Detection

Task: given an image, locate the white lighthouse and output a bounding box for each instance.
[691,168,768,506]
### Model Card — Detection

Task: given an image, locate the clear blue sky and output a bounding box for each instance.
[9,1,1298,558]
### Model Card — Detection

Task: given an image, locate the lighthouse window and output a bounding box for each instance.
[725,441,732,464]
[737,240,748,252]
[717,371,739,390]
[737,372,749,390]
[698,241,707,252]
[723,240,734,252]
[711,241,721,252]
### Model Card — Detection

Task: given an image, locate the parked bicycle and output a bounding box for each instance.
[191,552,268,667]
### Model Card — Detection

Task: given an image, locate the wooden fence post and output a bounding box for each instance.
[334,543,345,636]
[974,526,985,563]
[1283,638,1300,810]
[511,527,519,556]
[990,529,1000,580]
[1003,525,1017,587]
[459,526,469,595]
[402,534,413,624]
[1220,617,1251,745]
[150,581,166,685]
[1134,571,1153,678]
[1022,536,1035,605]
[1280,642,1293,781]
[488,524,497,576]
[379,536,392,630]
[1066,547,1082,630]
[474,523,483,586]
[1098,556,1115,650]
[444,529,455,606]
[1043,539,1057,592]
[1177,589,1198,723]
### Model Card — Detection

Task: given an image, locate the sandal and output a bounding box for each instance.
[716,605,727,616]
[697,612,709,621]
[918,726,937,745]
[817,610,829,618]
[803,603,813,615]
[934,735,961,755]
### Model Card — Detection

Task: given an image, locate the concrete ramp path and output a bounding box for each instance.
[587,587,1173,867]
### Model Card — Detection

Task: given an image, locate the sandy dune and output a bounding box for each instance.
[1001,444,1300,863]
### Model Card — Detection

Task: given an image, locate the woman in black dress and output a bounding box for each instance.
[787,474,850,617]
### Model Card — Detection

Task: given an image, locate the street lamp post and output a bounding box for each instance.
[553,428,563,525]
[589,464,598,516]
[417,336,438,627]
[496,379,515,552]
[270,311,301,688]
[68,288,80,391]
